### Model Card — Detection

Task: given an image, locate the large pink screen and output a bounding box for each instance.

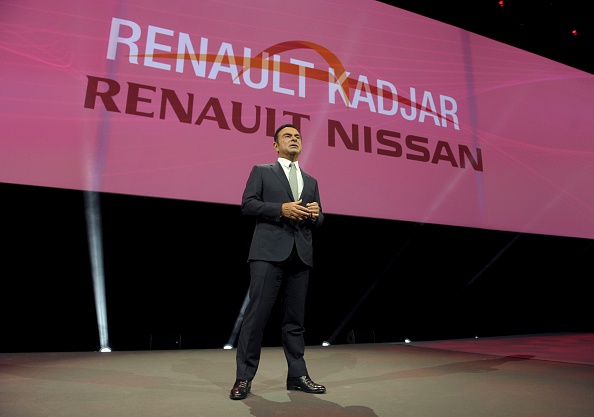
[2,0,594,239]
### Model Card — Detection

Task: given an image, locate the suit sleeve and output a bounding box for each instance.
[241,165,283,221]
[309,178,324,229]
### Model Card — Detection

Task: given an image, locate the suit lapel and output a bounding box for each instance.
[301,170,311,194]
[272,162,294,200]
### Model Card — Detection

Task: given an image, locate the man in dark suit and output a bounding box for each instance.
[230,123,326,400]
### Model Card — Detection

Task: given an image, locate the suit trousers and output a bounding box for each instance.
[235,245,310,380]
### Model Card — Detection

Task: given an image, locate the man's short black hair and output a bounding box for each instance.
[274,124,299,143]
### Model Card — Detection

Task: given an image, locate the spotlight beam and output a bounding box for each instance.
[224,291,250,349]
[463,233,521,289]
[324,224,422,345]
[84,191,110,352]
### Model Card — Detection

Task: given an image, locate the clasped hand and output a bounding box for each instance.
[282,200,319,221]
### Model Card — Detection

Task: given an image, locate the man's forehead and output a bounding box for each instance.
[280,127,300,136]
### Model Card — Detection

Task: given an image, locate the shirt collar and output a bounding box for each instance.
[278,157,299,170]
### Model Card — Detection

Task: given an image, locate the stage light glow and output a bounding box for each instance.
[322,341,331,347]
[84,191,110,353]
[404,338,411,344]
[223,344,233,350]
[225,292,250,349]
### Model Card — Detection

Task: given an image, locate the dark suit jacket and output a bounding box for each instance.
[242,161,324,267]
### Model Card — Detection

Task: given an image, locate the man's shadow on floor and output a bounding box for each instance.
[243,391,378,417]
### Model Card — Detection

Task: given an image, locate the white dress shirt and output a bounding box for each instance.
[278,157,303,198]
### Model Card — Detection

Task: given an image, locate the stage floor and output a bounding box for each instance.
[1,333,593,417]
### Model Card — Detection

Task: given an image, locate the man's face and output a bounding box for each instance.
[274,126,302,161]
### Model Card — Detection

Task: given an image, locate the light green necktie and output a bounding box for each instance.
[289,162,299,200]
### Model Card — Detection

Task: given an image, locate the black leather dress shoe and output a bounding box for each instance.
[229,379,251,400]
[286,375,326,394]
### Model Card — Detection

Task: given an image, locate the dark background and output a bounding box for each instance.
[2,0,593,353]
